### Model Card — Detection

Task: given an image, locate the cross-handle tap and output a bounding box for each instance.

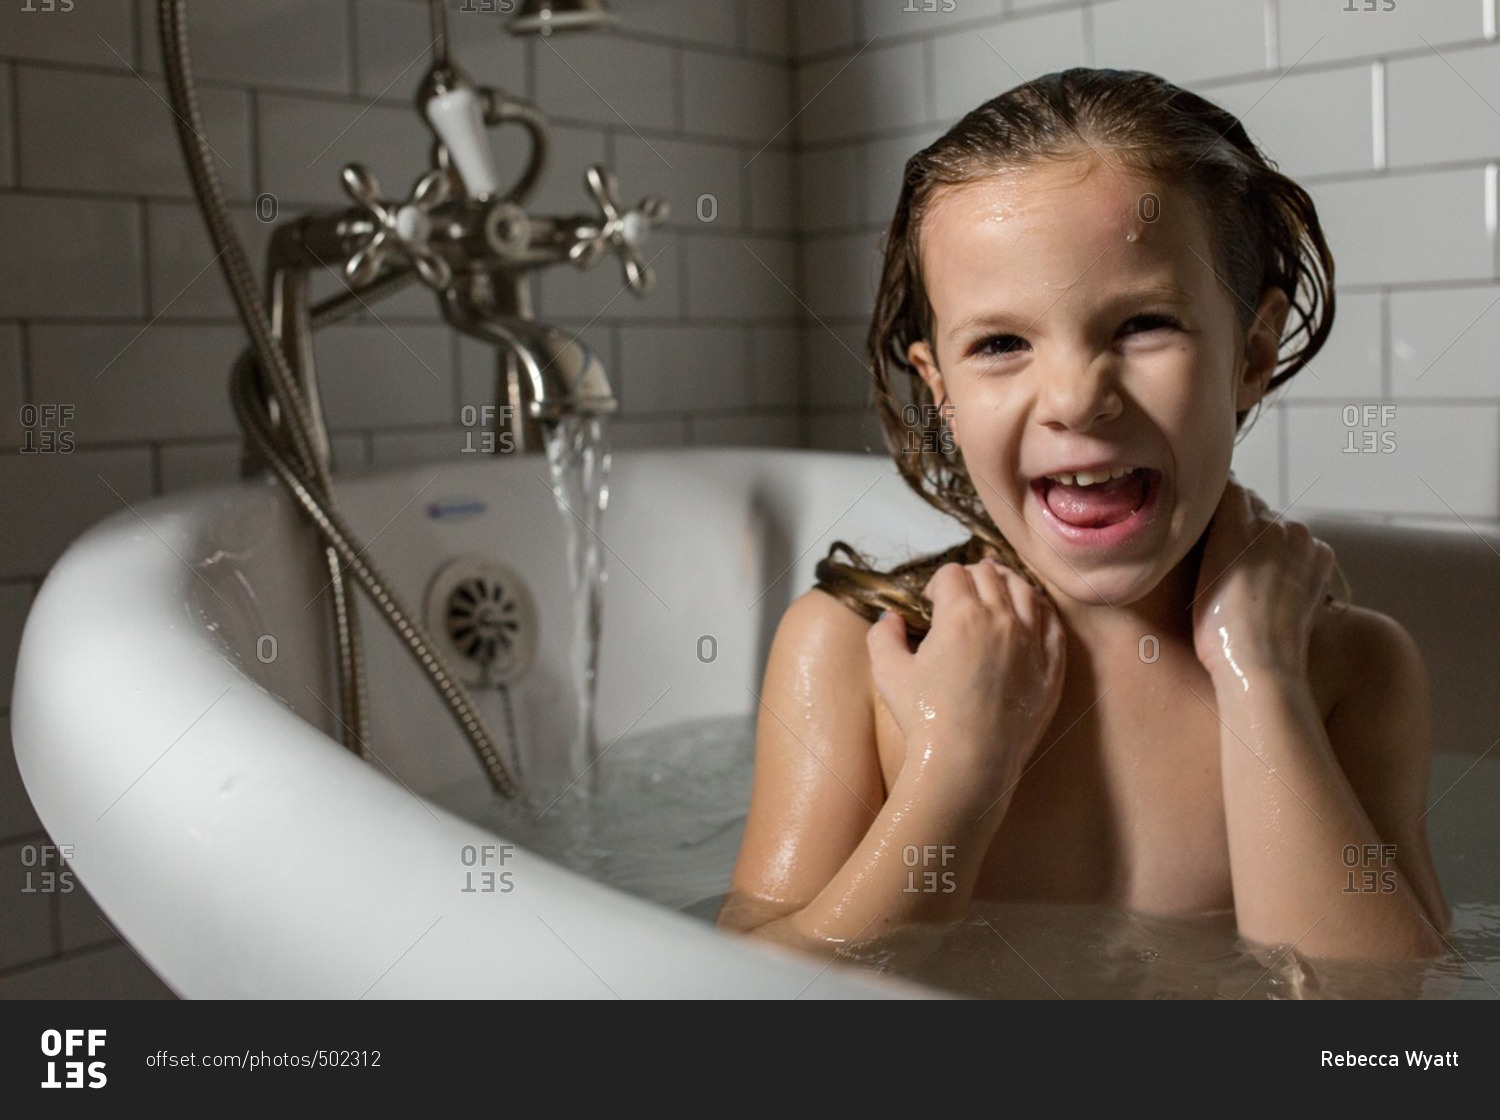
[340,163,454,289]
[568,165,670,294]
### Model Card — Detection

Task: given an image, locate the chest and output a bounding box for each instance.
[876,650,1237,913]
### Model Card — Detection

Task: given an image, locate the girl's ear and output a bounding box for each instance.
[907,339,957,442]
[1236,287,1292,411]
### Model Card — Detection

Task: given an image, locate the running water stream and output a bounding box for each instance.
[541,413,612,793]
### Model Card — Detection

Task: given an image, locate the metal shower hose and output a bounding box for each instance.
[158,0,520,798]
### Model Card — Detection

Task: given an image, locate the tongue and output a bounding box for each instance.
[1044,471,1148,529]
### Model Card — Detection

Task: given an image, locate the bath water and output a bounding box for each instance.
[433,715,1500,1000]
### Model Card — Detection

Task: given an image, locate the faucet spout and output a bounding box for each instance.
[469,315,617,421]
[441,284,615,452]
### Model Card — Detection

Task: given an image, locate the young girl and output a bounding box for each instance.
[717,68,1450,965]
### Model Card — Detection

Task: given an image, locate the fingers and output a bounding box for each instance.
[1220,477,1265,520]
[922,558,1052,633]
[967,558,1020,618]
[864,607,910,671]
[980,559,1041,629]
[1311,534,1337,592]
[921,559,974,603]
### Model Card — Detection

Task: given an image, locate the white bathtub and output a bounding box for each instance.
[12,448,1499,999]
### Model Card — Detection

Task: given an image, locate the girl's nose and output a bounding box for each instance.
[1033,355,1124,431]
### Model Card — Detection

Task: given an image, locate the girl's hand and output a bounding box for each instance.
[865,559,1066,797]
[1192,478,1336,682]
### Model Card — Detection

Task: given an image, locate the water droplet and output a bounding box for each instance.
[1125,232,1138,242]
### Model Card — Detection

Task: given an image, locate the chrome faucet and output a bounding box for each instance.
[263,0,666,455]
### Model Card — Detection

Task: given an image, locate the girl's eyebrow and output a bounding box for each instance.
[946,285,1194,339]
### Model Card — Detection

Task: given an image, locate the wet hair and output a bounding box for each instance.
[815,67,1337,636]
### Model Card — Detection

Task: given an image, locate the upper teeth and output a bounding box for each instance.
[1048,467,1135,487]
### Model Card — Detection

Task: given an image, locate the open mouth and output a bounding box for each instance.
[1033,467,1158,531]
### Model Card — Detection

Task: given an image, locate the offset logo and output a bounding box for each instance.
[40,1029,106,1089]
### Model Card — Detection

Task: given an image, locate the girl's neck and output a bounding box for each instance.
[1049,536,1206,648]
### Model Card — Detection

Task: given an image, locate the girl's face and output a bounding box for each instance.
[908,156,1289,611]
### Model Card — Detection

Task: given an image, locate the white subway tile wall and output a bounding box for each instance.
[792,0,858,59]
[18,68,254,199]
[931,7,1087,123]
[682,233,799,320]
[743,0,790,57]
[533,33,676,129]
[804,319,872,409]
[1296,291,1383,401]
[749,323,801,407]
[504,121,609,216]
[0,325,21,446]
[56,876,122,955]
[1311,168,1493,286]
[746,145,794,232]
[1279,0,1484,66]
[0,196,144,318]
[369,425,477,466]
[257,93,435,209]
[1231,401,1286,510]
[0,839,53,970]
[689,410,801,446]
[681,51,790,142]
[1,0,1496,995]
[1093,0,1268,83]
[0,4,136,69]
[859,0,1008,44]
[0,587,34,709]
[1386,41,1500,168]
[613,133,745,231]
[1286,403,1499,518]
[28,323,244,441]
[1391,286,1500,398]
[858,125,940,224]
[0,719,43,839]
[311,322,456,430]
[142,0,354,91]
[0,65,16,188]
[0,448,155,579]
[1202,65,1375,180]
[144,201,273,320]
[156,438,247,493]
[617,323,751,411]
[798,143,862,231]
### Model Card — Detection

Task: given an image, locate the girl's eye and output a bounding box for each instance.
[1123,313,1181,334]
[972,334,1026,360]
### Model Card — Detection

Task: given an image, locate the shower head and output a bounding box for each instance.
[509,0,618,36]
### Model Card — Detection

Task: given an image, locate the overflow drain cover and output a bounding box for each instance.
[423,557,538,686]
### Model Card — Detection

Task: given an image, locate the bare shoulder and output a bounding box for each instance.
[753,587,883,780]
[769,587,877,679]
[1312,602,1430,733]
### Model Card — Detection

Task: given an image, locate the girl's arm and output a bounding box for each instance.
[718,559,1065,952]
[1195,481,1449,960]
